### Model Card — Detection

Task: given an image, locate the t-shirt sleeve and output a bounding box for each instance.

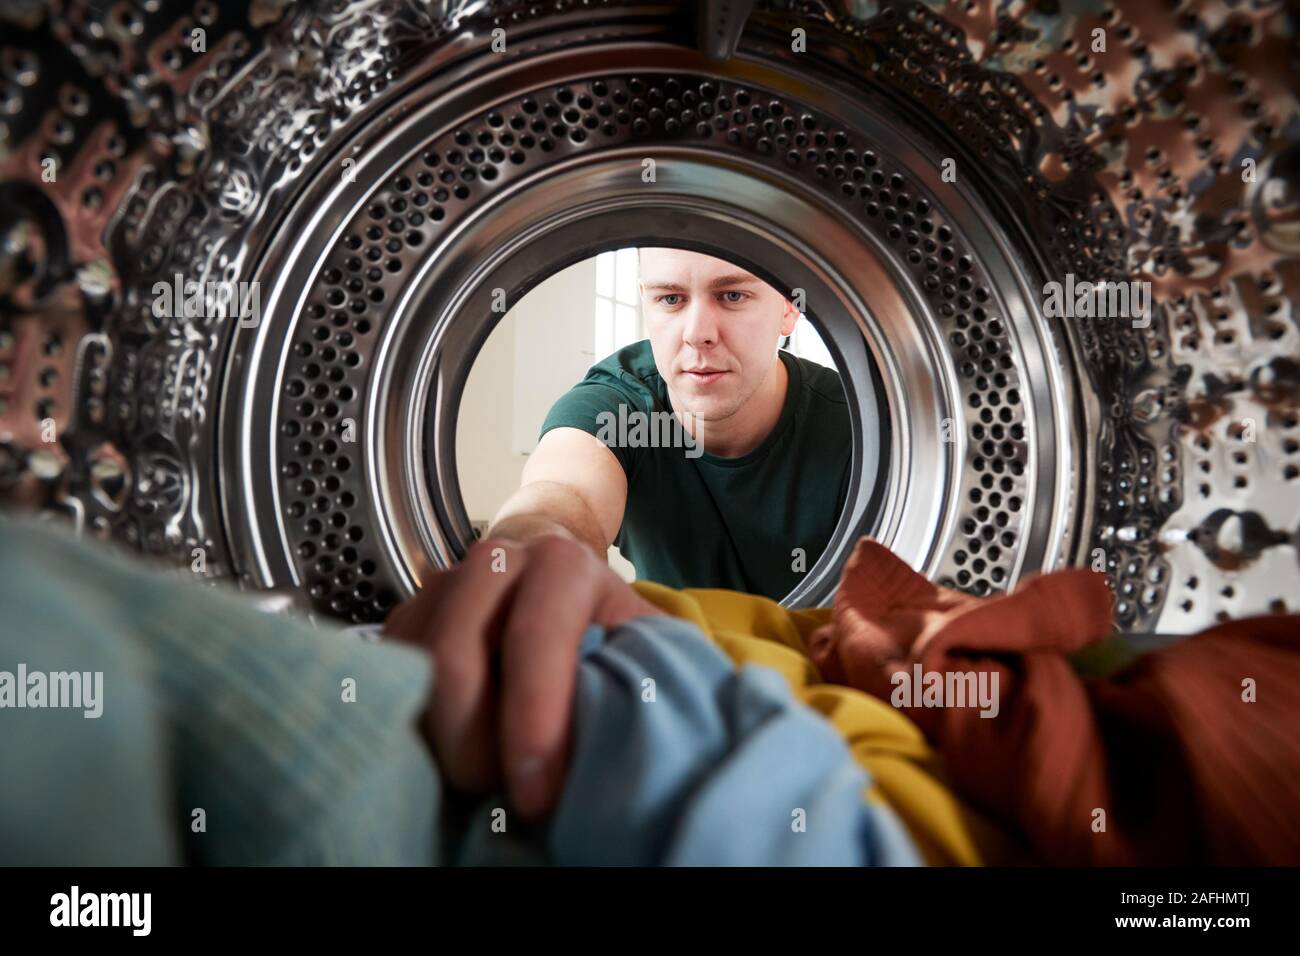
[539,380,641,478]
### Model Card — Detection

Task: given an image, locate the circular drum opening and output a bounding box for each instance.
[221,56,1083,621]
[441,242,892,605]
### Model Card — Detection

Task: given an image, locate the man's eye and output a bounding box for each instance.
[660,294,683,306]
[721,291,748,304]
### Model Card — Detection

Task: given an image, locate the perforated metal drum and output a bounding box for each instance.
[1,0,1296,631]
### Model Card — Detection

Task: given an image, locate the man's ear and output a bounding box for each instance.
[779,297,799,336]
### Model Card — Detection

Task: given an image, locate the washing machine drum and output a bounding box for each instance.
[0,0,1296,632]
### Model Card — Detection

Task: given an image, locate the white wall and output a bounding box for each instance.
[510,257,602,455]
[455,306,526,525]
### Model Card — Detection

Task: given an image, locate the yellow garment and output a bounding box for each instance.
[631,580,1026,866]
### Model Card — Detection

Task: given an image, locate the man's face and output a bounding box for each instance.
[637,248,798,422]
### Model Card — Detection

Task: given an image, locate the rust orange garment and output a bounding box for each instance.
[807,538,1300,865]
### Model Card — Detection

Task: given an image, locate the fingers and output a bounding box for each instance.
[383,564,451,639]
[406,540,527,793]
[384,533,670,821]
[497,536,605,819]
[594,578,671,628]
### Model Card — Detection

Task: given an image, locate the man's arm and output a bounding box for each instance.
[488,426,629,557]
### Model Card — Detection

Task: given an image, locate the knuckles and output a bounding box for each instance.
[526,532,594,569]
[465,535,525,574]
[472,531,600,580]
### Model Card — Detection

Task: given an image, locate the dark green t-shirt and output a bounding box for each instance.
[539,340,852,600]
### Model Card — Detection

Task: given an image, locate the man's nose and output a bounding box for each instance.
[680,297,720,348]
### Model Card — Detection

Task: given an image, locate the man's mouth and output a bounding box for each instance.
[684,368,728,385]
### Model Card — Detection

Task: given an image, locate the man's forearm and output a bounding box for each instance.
[487,481,610,557]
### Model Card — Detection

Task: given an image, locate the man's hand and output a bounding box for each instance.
[384,533,666,820]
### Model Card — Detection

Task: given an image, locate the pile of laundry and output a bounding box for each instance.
[635,538,1300,866]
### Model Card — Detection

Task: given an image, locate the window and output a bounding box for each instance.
[594,247,643,358]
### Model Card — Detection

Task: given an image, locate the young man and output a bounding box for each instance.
[488,247,853,601]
